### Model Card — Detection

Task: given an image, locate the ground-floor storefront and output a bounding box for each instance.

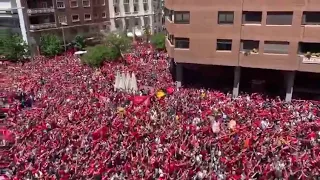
[173,62,320,102]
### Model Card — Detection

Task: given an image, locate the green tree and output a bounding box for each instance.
[104,33,131,59]
[151,33,165,50]
[143,25,151,42]
[0,34,30,62]
[81,45,119,68]
[73,35,86,50]
[40,34,62,57]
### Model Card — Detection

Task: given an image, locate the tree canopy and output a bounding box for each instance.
[40,34,63,57]
[104,33,131,58]
[0,33,30,62]
[151,33,165,50]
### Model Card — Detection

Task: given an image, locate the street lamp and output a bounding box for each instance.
[60,22,67,53]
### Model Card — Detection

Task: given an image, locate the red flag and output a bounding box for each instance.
[132,96,148,106]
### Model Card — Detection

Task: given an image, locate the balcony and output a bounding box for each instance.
[239,52,299,70]
[165,38,174,57]
[29,23,56,30]
[27,8,54,15]
[29,14,56,30]
[298,55,320,73]
[298,42,320,72]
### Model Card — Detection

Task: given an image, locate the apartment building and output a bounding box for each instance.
[165,0,320,101]
[0,0,27,40]
[19,0,110,46]
[108,0,163,37]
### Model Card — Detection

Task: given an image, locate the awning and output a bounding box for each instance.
[127,32,134,37]
[74,51,87,55]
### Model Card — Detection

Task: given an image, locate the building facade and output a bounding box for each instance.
[108,0,163,37]
[0,0,23,36]
[19,0,111,47]
[164,0,320,101]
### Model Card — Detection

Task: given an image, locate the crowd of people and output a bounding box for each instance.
[1,44,320,180]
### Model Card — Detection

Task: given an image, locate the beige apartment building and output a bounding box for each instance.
[164,0,320,101]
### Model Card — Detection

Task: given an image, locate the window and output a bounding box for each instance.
[134,4,139,12]
[40,2,48,8]
[115,21,119,28]
[134,0,139,3]
[58,15,67,24]
[113,0,119,4]
[125,19,129,29]
[218,11,234,24]
[168,34,174,45]
[84,14,91,20]
[175,38,189,49]
[72,14,80,22]
[174,11,190,24]
[264,41,289,54]
[102,12,106,18]
[135,18,139,26]
[216,39,232,51]
[56,0,65,8]
[242,12,262,24]
[114,6,119,13]
[70,0,78,8]
[302,12,320,25]
[102,0,105,5]
[240,40,259,52]
[124,4,130,13]
[143,0,147,2]
[298,42,320,54]
[143,3,148,11]
[266,12,293,25]
[144,17,149,25]
[123,0,129,3]
[82,0,90,7]
[166,9,173,21]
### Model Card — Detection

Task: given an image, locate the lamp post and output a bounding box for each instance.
[60,22,67,53]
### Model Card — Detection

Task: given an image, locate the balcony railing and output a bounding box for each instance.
[301,56,320,64]
[27,8,54,15]
[29,23,56,30]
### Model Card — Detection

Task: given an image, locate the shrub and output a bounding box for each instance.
[105,46,121,61]
[0,34,29,62]
[40,34,62,57]
[81,45,110,67]
[151,33,165,50]
[73,35,86,50]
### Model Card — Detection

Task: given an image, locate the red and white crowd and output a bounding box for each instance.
[0,44,320,180]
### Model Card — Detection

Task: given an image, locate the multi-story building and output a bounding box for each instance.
[108,0,163,37]
[164,0,320,102]
[0,0,27,39]
[20,0,111,46]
